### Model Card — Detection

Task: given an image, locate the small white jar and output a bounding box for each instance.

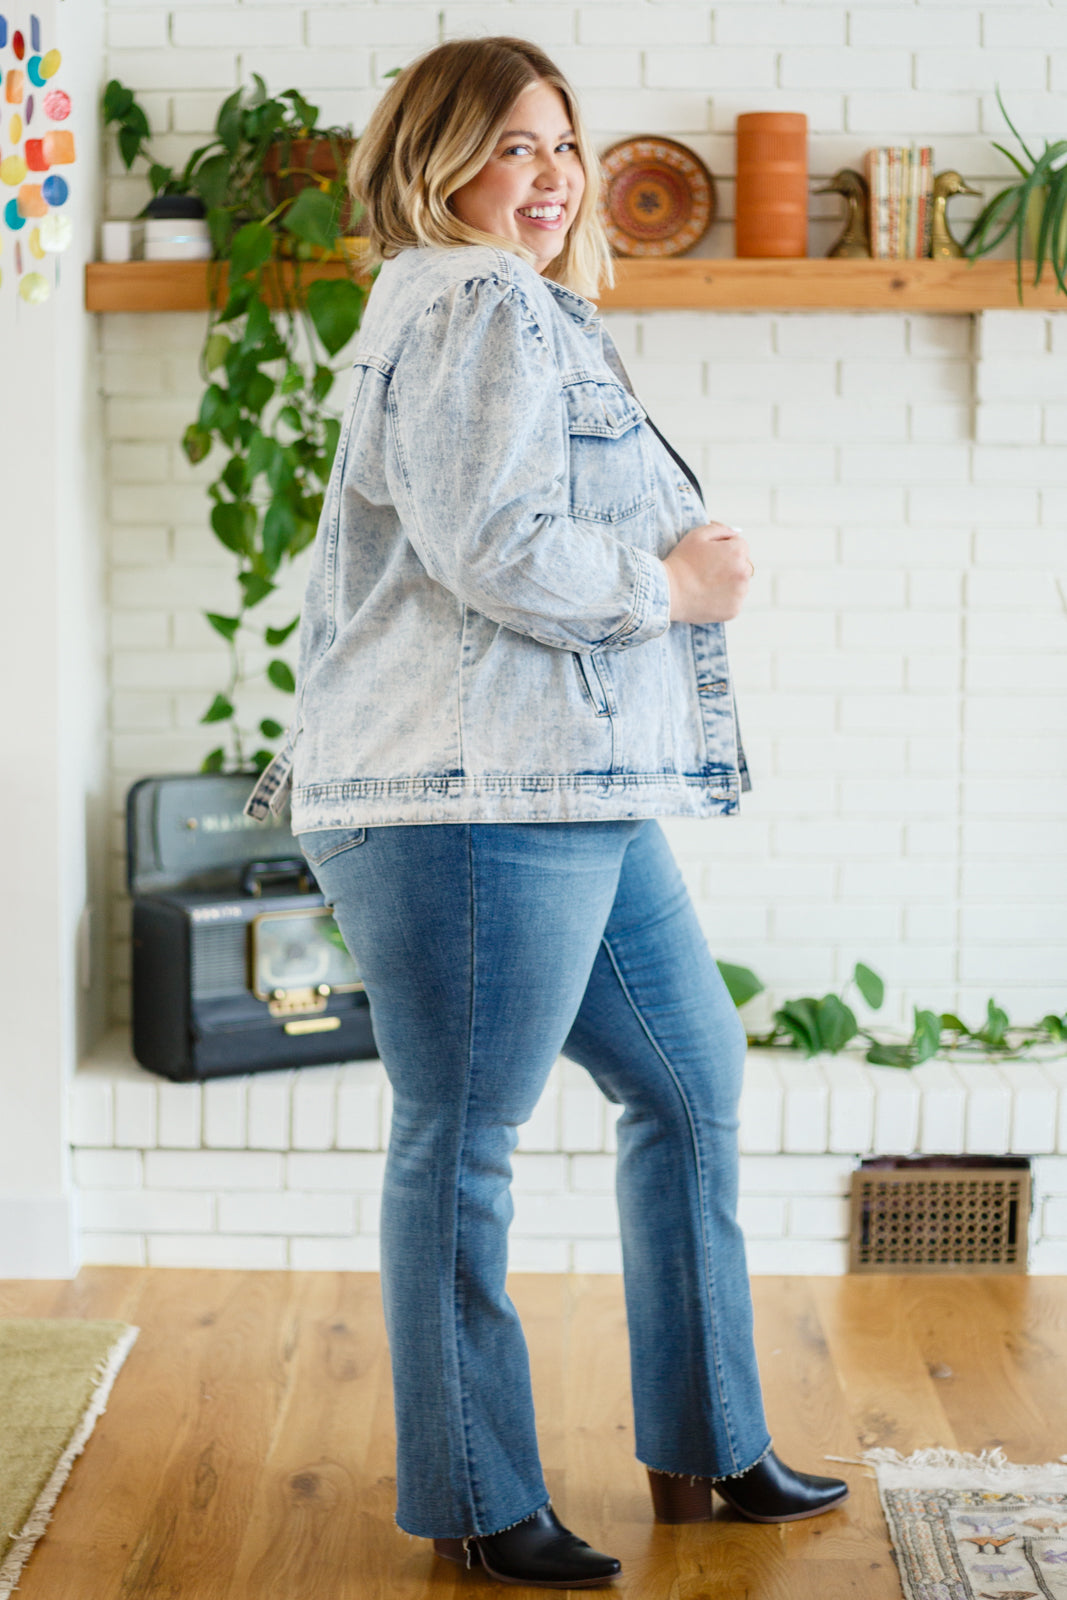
[144,217,212,261]
[141,196,213,261]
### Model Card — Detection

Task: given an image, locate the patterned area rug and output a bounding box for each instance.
[0,1319,139,1600]
[862,1449,1067,1600]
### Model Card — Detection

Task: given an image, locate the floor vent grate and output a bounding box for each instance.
[849,1156,1031,1274]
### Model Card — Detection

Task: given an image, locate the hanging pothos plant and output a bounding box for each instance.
[104,74,369,771]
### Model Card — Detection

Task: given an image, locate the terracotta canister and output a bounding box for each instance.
[735,112,808,258]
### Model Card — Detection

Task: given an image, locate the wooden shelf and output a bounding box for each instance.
[84,255,1066,314]
[600,257,1066,311]
[84,258,363,313]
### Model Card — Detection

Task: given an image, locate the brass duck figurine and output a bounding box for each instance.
[929,169,981,258]
[813,167,870,258]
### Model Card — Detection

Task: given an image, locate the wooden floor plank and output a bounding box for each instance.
[5,1268,1067,1599]
[900,1276,1067,1461]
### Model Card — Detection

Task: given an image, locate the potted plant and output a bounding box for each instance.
[963,86,1067,300]
[104,76,368,771]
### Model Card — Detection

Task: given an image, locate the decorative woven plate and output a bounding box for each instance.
[599,137,715,257]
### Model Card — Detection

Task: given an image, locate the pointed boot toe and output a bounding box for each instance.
[715,1449,849,1523]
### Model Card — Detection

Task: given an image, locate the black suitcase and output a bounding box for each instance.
[127,772,377,1081]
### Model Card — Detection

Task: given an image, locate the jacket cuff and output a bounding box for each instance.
[599,548,672,651]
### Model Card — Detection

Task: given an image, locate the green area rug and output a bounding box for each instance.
[863,1447,1067,1600]
[0,1319,138,1599]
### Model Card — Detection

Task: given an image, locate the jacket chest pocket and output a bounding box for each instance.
[563,377,654,527]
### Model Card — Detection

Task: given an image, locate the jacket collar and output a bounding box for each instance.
[539,274,599,327]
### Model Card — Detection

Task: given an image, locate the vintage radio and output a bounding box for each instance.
[127,773,376,1082]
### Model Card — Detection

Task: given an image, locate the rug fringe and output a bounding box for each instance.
[0,1324,139,1600]
[860,1445,1067,1494]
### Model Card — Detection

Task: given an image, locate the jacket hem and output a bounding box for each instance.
[291,772,740,830]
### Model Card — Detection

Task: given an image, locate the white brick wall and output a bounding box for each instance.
[97,4,1065,1144]
[72,1035,1067,1274]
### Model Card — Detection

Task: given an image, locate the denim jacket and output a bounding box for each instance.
[245,244,749,830]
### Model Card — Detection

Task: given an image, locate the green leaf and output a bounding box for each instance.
[278,404,303,432]
[246,430,277,482]
[201,693,235,724]
[267,446,297,495]
[312,364,335,403]
[192,150,234,213]
[280,363,304,396]
[813,995,858,1055]
[940,1012,969,1036]
[201,746,226,773]
[203,332,231,372]
[103,79,135,121]
[182,422,212,465]
[243,371,275,416]
[265,616,300,647]
[229,220,274,281]
[853,962,885,1011]
[128,109,153,144]
[773,999,820,1056]
[210,500,256,555]
[259,718,285,739]
[983,998,1010,1047]
[216,87,246,154]
[267,659,296,693]
[282,186,339,250]
[205,611,240,642]
[118,128,145,171]
[147,160,177,195]
[198,383,227,430]
[221,455,248,497]
[306,277,365,356]
[1040,1013,1067,1041]
[262,498,298,572]
[239,571,276,609]
[240,295,274,352]
[912,1007,943,1063]
[218,276,254,323]
[251,748,274,772]
[207,205,237,260]
[865,1042,915,1070]
[289,517,320,558]
[716,961,765,1009]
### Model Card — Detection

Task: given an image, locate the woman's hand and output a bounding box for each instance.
[662,522,753,624]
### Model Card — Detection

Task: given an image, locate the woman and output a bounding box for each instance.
[246,37,847,1590]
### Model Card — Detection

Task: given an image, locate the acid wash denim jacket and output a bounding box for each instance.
[245,244,749,831]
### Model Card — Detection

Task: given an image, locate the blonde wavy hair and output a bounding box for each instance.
[348,37,613,300]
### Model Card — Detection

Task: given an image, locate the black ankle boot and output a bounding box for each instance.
[648,1449,848,1525]
[434,1503,622,1588]
[715,1450,849,1523]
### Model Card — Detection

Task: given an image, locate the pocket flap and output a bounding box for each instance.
[564,378,646,439]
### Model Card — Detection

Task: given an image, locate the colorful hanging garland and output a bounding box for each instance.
[1,3,75,305]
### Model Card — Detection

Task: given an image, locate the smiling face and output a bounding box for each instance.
[450,79,586,273]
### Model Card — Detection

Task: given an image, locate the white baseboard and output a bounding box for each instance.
[0,1194,78,1277]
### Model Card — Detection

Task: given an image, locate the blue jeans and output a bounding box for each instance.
[300,819,770,1540]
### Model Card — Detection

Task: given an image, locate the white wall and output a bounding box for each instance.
[0,0,107,1274]
[99,0,1067,1039]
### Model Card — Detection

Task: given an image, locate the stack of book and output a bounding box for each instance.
[864,146,934,259]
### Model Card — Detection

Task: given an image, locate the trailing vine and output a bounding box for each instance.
[105,74,368,770]
[717,959,1067,1068]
